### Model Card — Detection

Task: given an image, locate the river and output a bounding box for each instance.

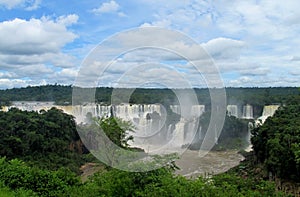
[175,149,244,178]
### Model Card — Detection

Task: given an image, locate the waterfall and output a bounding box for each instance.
[183,118,198,145]
[245,122,253,152]
[227,105,238,118]
[171,119,185,147]
[170,105,205,117]
[5,101,265,152]
[242,104,253,119]
[256,105,280,124]
[170,105,180,114]
[191,105,205,118]
[262,105,279,117]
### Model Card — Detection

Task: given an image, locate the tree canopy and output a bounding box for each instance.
[0,107,86,172]
[251,95,300,181]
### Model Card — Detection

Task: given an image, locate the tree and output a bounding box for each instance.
[78,116,135,167]
[96,117,134,148]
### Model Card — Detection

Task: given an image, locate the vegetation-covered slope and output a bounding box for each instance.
[0,108,88,172]
[251,95,300,181]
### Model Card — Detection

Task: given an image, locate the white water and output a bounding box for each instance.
[262,105,279,116]
[245,122,254,152]
[256,105,280,125]
[227,105,238,118]
[170,104,205,118]
[242,104,253,119]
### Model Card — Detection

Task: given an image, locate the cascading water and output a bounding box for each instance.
[242,104,253,119]
[171,119,185,147]
[170,105,205,117]
[226,105,238,118]
[256,105,280,124]
[262,105,279,117]
[245,122,253,152]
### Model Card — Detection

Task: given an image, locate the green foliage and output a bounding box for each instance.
[0,84,72,105]
[0,157,80,196]
[0,161,285,197]
[64,166,283,197]
[78,116,136,167]
[251,98,300,181]
[96,116,134,148]
[0,107,86,172]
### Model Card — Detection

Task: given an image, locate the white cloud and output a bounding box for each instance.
[16,64,53,77]
[117,12,127,17]
[0,16,78,55]
[0,0,41,10]
[291,56,300,61]
[53,68,78,84]
[0,0,24,9]
[56,14,79,26]
[290,70,300,76]
[25,0,41,10]
[227,75,300,87]
[104,28,241,62]
[0,72,17,79]
[239,67,269,76]
[0,15,79,89]
[0,78,28,89]
[74,28,246,88]
[202,38,245,60]
[116,34,244,64]
[91,0,121,15]
[215,0,300,42]
[1,1,300,88]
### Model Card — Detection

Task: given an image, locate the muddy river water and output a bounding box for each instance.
[175,150,244,178]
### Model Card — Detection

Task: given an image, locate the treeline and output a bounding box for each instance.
[0,85,298,107]
[0,85,72,105]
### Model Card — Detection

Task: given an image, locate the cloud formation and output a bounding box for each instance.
[0,0,299,88]
[0,16,77,55]
[91,0,125,16]
[0,15,79,88]
[0,0,41,10]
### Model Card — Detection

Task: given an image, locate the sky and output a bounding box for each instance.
[0,0,300,89]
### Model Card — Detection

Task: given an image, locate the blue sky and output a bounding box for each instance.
[0,0,300,89]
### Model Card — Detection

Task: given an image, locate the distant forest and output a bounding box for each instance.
[0,85,299,109]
